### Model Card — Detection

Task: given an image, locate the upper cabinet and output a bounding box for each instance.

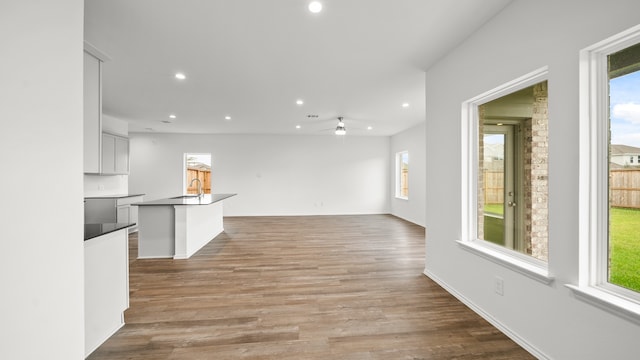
[102,132,129,175]
[83,50,102,174]
[83,43,130,175]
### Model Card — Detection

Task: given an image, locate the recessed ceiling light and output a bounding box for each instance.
[296,99,304,105]
[308,1,322,13]
[224,116,232,121]
[296,125,301,129]
[169,114,176,119]
[367,126,373,130]
[175,72,186,80]
[402,102,410,108]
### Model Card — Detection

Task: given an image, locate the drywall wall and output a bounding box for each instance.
[129,133,390,216]
[390,122,426,226]
[0,0,85,358]
[423,0,640,359]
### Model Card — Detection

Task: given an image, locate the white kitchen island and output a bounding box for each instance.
[134,193,236,259]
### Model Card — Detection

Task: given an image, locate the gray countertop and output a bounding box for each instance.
[133,193,236,206]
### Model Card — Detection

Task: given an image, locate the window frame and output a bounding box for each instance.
[569,23,640,324]
[395,151,409,200]
[459,66,553,284]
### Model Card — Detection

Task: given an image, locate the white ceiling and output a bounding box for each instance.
[84,0,512,136]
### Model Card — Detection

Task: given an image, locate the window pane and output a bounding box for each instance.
[185,153,211,195]
[608,45,640,293]
[477,81,549,261]
[397,151,409,198]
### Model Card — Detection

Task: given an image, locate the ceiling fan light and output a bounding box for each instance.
[308,1,322,13]
[335,126,346,135]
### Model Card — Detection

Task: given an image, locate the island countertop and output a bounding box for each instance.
[85,223,135,241]
[133,193,236,206]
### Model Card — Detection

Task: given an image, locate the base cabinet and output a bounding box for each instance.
[84,229,129,357]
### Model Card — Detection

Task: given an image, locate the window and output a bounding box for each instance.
[460,67,551,283]
[572,24,640,320]
[184,153,211,195]
[631,156,634,164]
[396,151,409,199]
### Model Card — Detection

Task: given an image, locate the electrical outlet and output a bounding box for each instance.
[494,276,504,296]
[98,184,105,190]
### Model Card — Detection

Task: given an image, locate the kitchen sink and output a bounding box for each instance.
[170,195,202,199]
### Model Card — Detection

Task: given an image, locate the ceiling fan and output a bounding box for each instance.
[305,115,367,136]
[334,117,346,136]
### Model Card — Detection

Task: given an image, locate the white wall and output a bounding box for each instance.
[0,1,85,359]
[424,1,640,359]
[390,122,426,226]
[129,133,390,216]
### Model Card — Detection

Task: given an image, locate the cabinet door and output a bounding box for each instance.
[115,136,129,174]
[83,52,102,173]
[116,205,130,224]
[101,133,116,174]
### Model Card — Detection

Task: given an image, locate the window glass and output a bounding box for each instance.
[608,44,640,293]
[477,81,549,261]
[184,153,211,195]
[396,151,409,199]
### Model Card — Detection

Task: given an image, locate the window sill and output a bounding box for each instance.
[565,284,640,325]
[395,196,408,201]
[457,240,553,284]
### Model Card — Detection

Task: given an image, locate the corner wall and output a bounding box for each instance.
[129,133,390,216]
[424,0,640,358]
[390,122,426,226]
[0,0,85,358]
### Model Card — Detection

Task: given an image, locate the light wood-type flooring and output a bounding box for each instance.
[88,215,534,359]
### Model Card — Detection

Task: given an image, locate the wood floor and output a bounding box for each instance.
[88,215,533,359]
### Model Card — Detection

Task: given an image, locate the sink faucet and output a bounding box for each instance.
[189,178,203,197]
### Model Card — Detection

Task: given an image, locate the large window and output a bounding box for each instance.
[396,151,409,199]
[460,68,551,282]
[573,24,640,319]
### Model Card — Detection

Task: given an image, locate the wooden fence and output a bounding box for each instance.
[483,170,504,204]
[187,168,211,194]
[611,169,640,209]
[483,168,640,208]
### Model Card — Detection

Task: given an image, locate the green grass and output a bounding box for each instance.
[484,203,504,215]
[610,207,640,293]
[483,214,504,246]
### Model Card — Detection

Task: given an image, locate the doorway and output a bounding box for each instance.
[482,123,523,250]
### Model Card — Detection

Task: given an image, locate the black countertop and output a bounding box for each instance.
[85,223,135,241]
[84,193,145,199]
[134,193,236,206]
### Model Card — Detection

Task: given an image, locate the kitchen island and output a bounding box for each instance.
[134,193,236,259]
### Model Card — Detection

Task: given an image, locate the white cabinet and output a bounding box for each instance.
[83,43,129,175]
[85,195,144,232]
[83,51,102,174]
[84,228,129,357]
[101,133,129,175]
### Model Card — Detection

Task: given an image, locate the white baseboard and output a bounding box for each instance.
[423,269,550,360]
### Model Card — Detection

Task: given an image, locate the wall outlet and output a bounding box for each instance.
[494,276,504,296]
[98,184,105,190]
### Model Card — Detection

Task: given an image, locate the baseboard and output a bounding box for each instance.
[423,269,550,360]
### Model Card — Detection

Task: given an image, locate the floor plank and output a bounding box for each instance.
[88,215,534,359]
